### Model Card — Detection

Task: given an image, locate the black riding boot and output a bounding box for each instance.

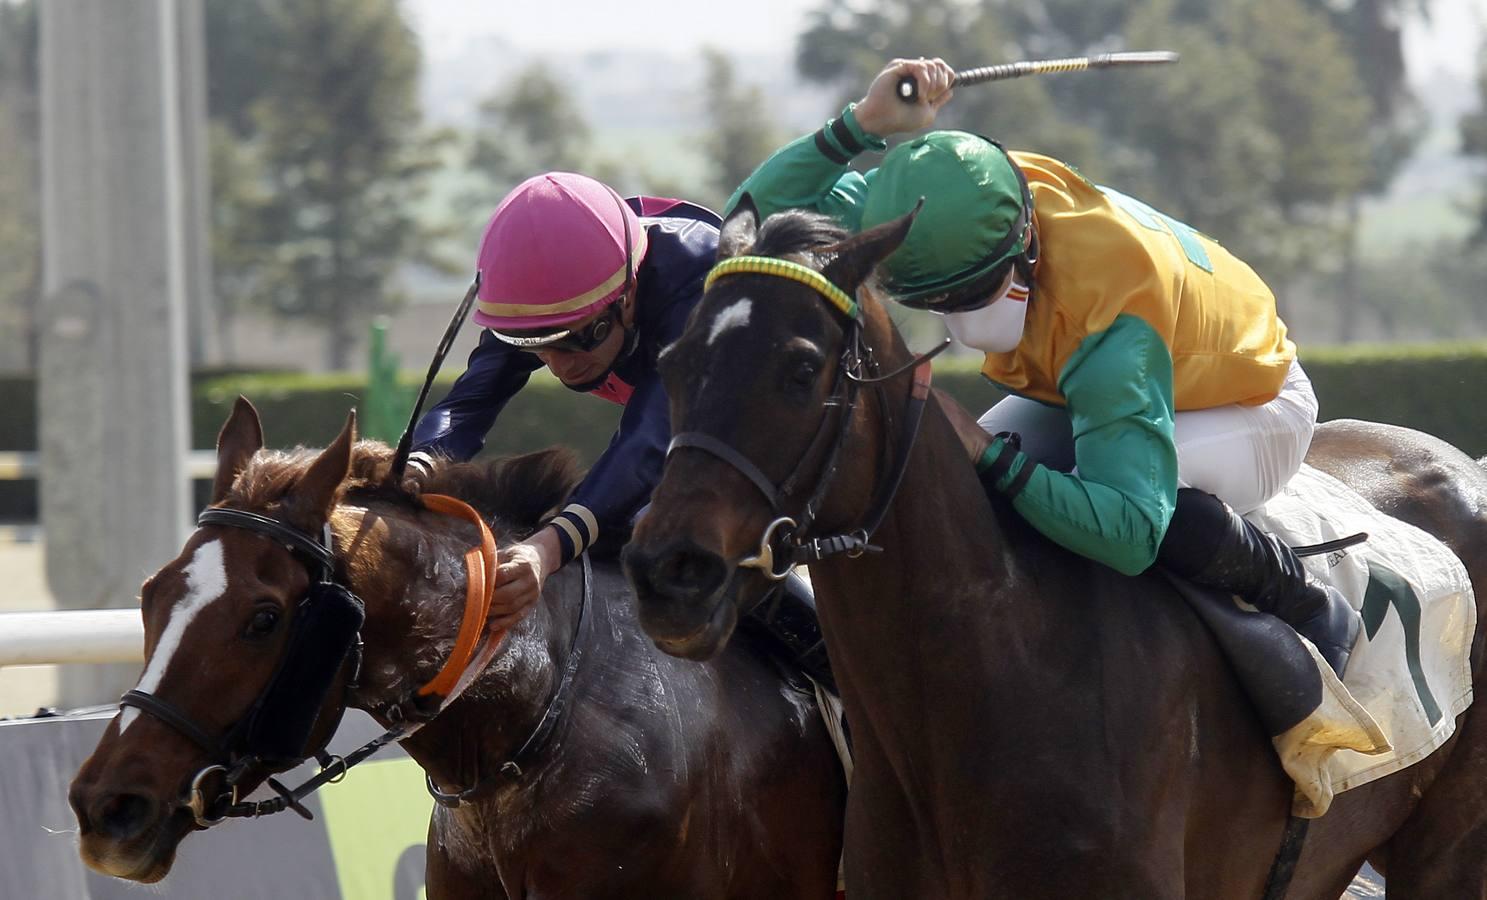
[1158,488,1362,677]
[744,572,836,694]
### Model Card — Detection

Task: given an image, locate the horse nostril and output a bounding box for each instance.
[94,792,158,842]
[656,547,727,599]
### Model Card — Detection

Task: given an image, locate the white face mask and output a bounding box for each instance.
[942,278,1030,353]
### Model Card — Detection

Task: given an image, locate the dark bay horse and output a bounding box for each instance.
[623,203,1487,898]
[69,398,845,898]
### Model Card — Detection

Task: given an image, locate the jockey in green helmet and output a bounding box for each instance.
[727,58,1361,676]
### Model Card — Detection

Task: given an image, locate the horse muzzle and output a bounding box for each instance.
[623,538,741,659]
[70,777,191,883]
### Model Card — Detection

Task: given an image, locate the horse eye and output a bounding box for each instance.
[787,360,819,390]
[244,606,281,639]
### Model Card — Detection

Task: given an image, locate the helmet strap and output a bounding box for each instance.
[1013,225,1039,303]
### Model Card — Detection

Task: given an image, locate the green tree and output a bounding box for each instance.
[794,0,1380,330]
[203,0,277,139]
[1460,42,1487,247]
[1106,0,1372,302]
[467,63,592,209]
[215,0,447,370]
[699,47,785,209]
[1452,39,1487,339]
[461,61,707,226]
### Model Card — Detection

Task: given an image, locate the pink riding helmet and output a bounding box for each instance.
[473,172,649,336]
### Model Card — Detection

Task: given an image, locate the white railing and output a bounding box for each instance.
[0,610,143,668]
[0,450,217,542]
[0,450,218,480]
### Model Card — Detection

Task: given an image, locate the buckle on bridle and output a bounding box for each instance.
[738,516,799,581]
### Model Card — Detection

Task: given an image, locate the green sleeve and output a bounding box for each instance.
[980,314,1178,576]
[723,104,887,230]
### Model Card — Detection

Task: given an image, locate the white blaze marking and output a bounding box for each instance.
[119,539,228,733]
[707,298,753,345]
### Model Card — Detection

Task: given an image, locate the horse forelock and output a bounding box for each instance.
[749,209,851,266]
[719,209,893,338]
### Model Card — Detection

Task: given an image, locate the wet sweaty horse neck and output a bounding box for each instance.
[803,344,1072,774]
[336,502,579,792]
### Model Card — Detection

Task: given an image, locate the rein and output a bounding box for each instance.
[667,256,948,580]
[121,493,504,826]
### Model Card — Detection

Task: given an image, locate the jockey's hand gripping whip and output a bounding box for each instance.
[896,50,1180,104]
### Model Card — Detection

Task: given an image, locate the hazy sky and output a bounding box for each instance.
[409,0,1485,85]
[409,0,816,56]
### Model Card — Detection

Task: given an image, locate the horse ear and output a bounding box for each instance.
[212,396,264,504]
[286,410,356,527]
[822,199,923,296]
[717,195,760,261]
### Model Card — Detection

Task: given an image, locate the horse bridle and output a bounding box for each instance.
[119,495,514,827]
[667,255,947,581]
[119,507,366,826]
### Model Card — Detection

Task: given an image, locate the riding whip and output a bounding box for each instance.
[896,50,1180,103]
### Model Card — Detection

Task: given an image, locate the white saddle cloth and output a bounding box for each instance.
[1247,463,1476,813]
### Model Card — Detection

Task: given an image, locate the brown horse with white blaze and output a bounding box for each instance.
[69,398,845,898]
[623,202,1487,898]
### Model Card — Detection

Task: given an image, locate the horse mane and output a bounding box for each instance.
[749,208,852,264]
[407,448,581,537]
[225,442,581,538]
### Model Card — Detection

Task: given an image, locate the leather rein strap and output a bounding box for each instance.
[416,493,499,701]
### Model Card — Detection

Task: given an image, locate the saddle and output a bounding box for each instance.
[1175,463,1476,816]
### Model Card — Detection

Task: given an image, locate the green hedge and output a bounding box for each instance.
[192,369,620,463]
[1297,343,1487,459]
[3,342,1486,521]
[936,343,1487,459]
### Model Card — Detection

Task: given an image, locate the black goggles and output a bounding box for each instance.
[496,303,622,355]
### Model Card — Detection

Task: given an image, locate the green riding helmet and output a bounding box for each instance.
[861,130,1034,310]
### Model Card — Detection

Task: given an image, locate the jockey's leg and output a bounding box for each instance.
[1158,488,1362,676]
[972,364,1360,675]
[746,572,836,693]
[975,394,1075,472]
[1157,361,1360,676]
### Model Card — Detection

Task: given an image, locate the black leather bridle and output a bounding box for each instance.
[666,255,947,581]
[119,507,367,826]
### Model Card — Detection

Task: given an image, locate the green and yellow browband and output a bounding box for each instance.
[705,256,860,321]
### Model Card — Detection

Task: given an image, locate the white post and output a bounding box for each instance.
[39,0,192,706]
[177,0,218,368]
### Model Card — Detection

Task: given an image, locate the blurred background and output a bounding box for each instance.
[1,0,1486,717]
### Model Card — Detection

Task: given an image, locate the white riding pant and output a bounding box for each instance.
[977,359,1319,515]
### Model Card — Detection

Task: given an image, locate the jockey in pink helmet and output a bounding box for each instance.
[409,172,836,689]
[474,171,649,395]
